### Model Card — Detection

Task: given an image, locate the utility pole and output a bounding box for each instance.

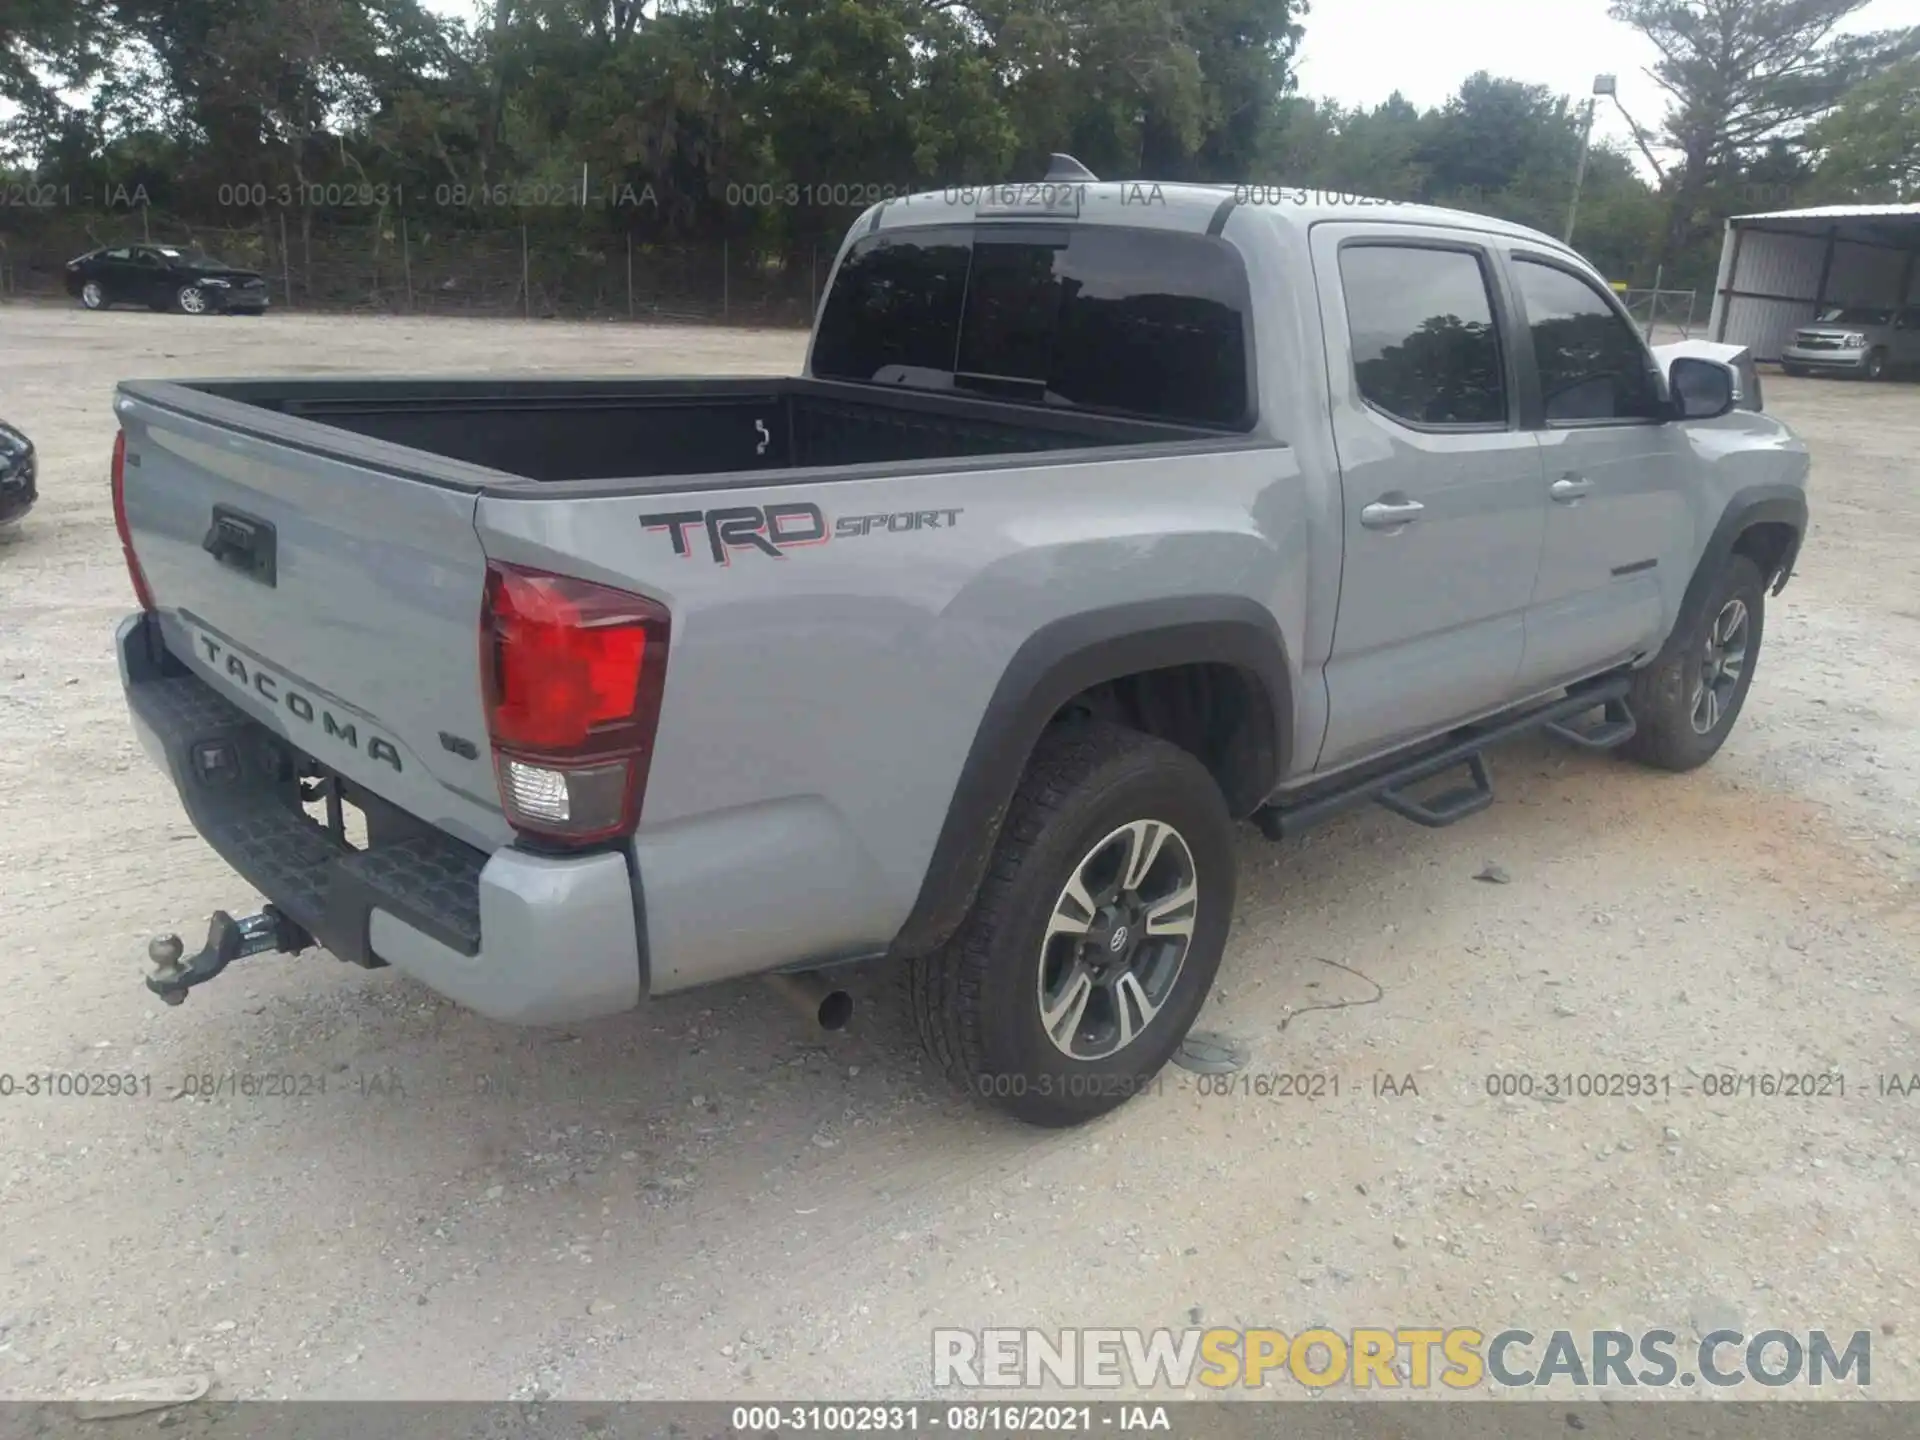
[1565,74,1615,246]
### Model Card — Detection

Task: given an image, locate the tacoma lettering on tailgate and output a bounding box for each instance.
[198,634,402,773]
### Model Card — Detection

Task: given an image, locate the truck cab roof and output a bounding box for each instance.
[862,178,1589,261]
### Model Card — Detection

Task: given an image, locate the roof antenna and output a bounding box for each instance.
[1043,153,1098,183]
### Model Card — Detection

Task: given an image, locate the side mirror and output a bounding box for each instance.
[1669,356,1736,421]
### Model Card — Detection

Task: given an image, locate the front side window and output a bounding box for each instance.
[1338,244,1506,427]
[1513,258,1662,422]
[812,226,1252,427]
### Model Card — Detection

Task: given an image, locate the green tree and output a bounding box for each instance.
[1610,0,1920,277]
[1419,72,1582,208]
[0,0,113,158]
[1805,56,1920,200]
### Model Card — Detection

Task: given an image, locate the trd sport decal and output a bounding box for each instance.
[641,503,962,564]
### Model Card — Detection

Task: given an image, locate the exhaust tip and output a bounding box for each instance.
[766,969,855,1032]
[817,988,855,1032]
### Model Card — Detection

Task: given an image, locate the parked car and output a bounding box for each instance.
[65,244,270,315]
[0,421,36,528]
[109,162,1809,1126]
[1779,304,1920,380]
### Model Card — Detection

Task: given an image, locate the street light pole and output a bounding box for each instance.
[1565,74,1615,246]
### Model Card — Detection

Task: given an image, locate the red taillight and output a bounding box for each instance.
[480,561,670,845]
[110,430,155,611]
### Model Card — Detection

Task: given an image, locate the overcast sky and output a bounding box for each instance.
[1290,0,1920,160]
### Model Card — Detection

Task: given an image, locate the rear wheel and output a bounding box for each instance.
[1621,554,1766,772]
[908,722,1235,1127]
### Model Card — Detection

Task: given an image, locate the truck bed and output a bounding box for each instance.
[138,375,1218,488]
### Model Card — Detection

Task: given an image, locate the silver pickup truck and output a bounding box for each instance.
[114,164,1809,1125]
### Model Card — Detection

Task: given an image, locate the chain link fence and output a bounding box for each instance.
[0,205,837,326]
[1620,287,1701,343]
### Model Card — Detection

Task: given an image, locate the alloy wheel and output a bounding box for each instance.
[1036,819,1199,1061]
[1690,597,1749,735]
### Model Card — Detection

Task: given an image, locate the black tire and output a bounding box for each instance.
[175,285,211,315]
[1621,554,1766,772]
[78,281,108,311]
[1864,348,1888,381]
[908,722,1236,1127]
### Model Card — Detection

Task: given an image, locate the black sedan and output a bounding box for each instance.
[64,243,271,315]
[0,421,36,527]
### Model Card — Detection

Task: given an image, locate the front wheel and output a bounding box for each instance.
[908,723,1236,1127]
[175,285,210,315]
[1864,348,1888,381]
[79,281,107,310]
[1621,554,1766,772]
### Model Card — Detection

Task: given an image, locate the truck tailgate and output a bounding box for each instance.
[115,387,512,851]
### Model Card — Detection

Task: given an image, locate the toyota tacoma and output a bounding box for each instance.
[111,161,1809,1125]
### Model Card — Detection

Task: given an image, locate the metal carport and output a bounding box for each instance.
[1708,203,1920,361]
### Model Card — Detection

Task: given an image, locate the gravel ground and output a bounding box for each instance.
[0,305,1917,1404]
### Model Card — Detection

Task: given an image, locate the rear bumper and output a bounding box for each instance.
[117,613,642,1023]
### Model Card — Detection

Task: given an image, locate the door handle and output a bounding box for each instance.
[1360,497,1425,529]
[1550,475,1592,503]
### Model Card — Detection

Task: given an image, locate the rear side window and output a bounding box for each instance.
[1338,245,1507,427]
[808,228,973,388]
[812,226,1252,428]
[1513,258,1662,422]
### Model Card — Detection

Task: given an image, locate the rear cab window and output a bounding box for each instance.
[812,223,1255,429]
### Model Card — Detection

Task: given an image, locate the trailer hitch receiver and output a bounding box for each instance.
[146,906,311,1005]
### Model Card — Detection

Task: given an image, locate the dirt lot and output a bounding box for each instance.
[1,305,1917,1404]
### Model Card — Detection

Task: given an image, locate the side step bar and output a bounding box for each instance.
[1254,678,1634,841]
[1543,695,1637,751]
